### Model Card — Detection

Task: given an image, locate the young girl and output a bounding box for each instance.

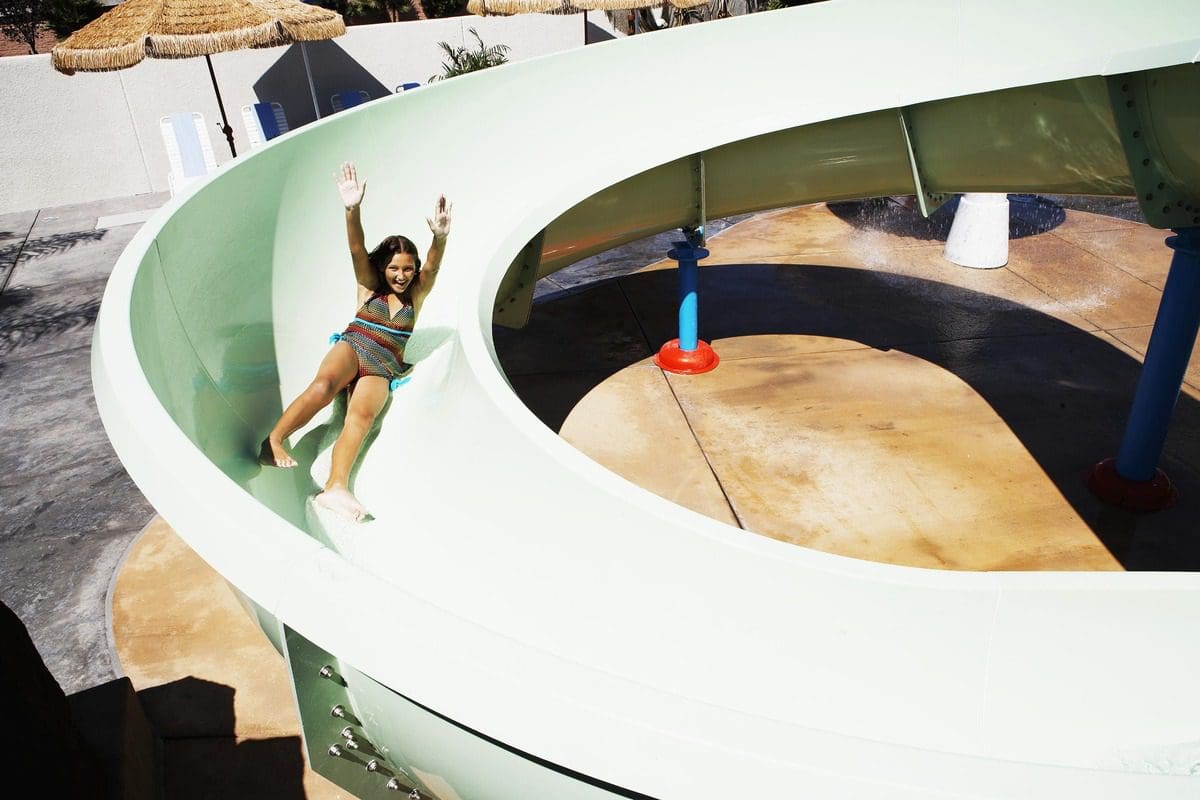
[260,161,452,522]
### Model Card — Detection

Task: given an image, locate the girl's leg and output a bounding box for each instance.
[315,376,390,521]
[261,342,359,467]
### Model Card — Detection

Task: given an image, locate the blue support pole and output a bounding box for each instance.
[1089,227,1200,509]
[672,242,704,352]
[1117,228,1200,477]
[654,234,719,375]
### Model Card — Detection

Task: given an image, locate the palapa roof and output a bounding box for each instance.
[571,0,709,9]
[466,0,578,14]
[467,0,709,14]
[52,0,345,74]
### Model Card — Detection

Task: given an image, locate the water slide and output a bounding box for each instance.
[93,1,1200,797]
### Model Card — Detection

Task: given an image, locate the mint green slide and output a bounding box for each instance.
[93,2,1200,797]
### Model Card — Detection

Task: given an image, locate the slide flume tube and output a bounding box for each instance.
[93,1,1200,797]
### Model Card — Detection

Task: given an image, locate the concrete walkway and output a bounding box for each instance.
[5,191,1199,797]
[1,192,165,694]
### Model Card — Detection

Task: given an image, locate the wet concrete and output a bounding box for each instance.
[496,198,1200,571]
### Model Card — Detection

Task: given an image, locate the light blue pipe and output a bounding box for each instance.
[669,242,708,352]
[1115,227,1200,481]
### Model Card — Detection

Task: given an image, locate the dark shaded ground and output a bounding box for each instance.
[826,193,1146,242]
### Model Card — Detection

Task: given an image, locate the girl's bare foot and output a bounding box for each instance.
[259,437,297,468]
[315,485,368,522]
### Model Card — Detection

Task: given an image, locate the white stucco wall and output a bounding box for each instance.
[0,15,613,214]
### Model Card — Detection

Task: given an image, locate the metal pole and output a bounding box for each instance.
[204,54,237,158]
[301,42,322,120]
[1115,227,1200,479]
[1089,227,1200,510]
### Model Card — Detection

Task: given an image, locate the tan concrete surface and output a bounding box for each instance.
[662,345,1121,570]
[1005,234,1165,331]
[500,200,1200,572]
[1051,224,1174,290]
[557,362,740,527]
[112,519,350,799]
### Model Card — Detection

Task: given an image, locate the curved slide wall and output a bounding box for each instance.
[93,2,1200,797]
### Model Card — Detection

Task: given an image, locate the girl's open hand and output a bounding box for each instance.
[427,195,452,239]
[334,161,366,209]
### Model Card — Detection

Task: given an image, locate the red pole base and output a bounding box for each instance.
[654,339,719,375]
[1085,457,1178,511]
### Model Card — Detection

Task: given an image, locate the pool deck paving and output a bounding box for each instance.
[498,198,1200,572]
[3,192,1198,797]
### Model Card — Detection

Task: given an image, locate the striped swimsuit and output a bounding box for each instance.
[333,293,414,385]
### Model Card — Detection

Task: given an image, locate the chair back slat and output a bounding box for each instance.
[170,112,208,178]
[331,90,369,113]
[160,111,217,195]
[255,103,283,140]
[242,102,290,150]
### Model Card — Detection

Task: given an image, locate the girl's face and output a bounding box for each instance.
[385,252,417,294]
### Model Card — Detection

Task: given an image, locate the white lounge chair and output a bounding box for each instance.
[159,112,218,197]
[241,102,289,150]
[330,90,370,113]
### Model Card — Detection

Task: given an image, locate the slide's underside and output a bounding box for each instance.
[93,2,1200,797]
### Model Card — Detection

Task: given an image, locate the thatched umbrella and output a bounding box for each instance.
[468,0,707,40]
[573,0,707,11]
[465,0,604,45]
[468,0,595,47]
[467,0,574,11]
[52,0,345,157]
[570,0,709,35]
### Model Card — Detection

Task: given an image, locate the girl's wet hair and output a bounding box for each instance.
[367,235,421,295]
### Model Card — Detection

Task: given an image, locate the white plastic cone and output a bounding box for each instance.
[944,192,1010,269]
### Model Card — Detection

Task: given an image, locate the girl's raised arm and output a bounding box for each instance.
[335,162,377,291]
[414,194,452,304]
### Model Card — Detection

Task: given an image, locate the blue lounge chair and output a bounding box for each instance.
[330,90,370,113]
[241,102,289,149]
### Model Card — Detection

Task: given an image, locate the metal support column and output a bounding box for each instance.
[1088,227,1200,510]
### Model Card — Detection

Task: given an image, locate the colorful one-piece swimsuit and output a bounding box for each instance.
[331,293,414,389]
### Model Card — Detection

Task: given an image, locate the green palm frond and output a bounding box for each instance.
[429,27,510,82]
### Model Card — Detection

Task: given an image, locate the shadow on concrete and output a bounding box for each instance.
[254,41,394,127]
[494,262,1200,571]
[1042,194,1148,224]
[70,677,160,800]
[139,677,309,800]
[0,230,106,271]
[827,194,1067,242]
[1,599,107,797]
[0,229,25,269]
[1,598,165,798]
[0,286,100,356]
[586,19,618,44]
